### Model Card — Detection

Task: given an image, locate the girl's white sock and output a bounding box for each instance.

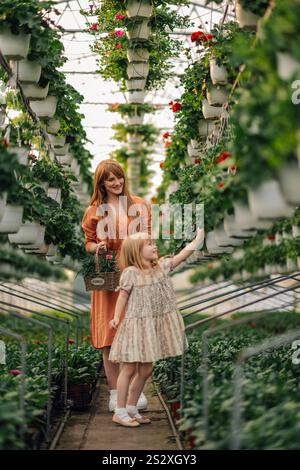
[126,405,142,418]
[115,407,132,422]
[110,389,117,396]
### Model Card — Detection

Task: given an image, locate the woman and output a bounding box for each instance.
[81,159,152,412]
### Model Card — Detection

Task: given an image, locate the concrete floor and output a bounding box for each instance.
[56,380,178,450]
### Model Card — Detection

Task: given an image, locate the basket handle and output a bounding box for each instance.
[95,245,114,273]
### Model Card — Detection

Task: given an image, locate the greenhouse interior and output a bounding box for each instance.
[1,0,300,454]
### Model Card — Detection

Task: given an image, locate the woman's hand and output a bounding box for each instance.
[96,241,107,254]
[109,318,119,330]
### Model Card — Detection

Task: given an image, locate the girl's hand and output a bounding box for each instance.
[96,241,107,254]
[109,318,119,329]
[196,228,204,242]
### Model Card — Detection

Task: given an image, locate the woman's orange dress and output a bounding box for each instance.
[81,195,152,349]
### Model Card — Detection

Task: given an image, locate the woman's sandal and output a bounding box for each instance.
[128,413,151,424]
[112,414,140,427]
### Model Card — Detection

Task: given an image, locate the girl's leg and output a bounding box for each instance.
[116,362,137,408]
[127,362,153,406]
[102,346,119,390]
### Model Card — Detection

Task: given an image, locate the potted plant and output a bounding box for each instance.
[8,221,45,245]
[126,19,151,40]
[127,61,149,79]
[202,98,223,120]
[126,90,146,104]
[127,48,149,62]
[126,78,147,91]
[10,59,42,84]
[247,180,294,220]
[126,0,153,19]
[235,0,270,29]
[21,82,49,101]
[29,96,58,119]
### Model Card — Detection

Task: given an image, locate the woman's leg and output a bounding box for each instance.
[116,362,137,408]
[102,346,119,390]
[127,363,153,406]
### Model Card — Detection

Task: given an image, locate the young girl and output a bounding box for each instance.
[108,228,204,427]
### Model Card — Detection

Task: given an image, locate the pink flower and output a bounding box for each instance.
[10,369,22,376]
[106,254,113,260]
[89,23,99,31]
[115,29,125,37]
[116,14,126,20]
[116,43,121,49]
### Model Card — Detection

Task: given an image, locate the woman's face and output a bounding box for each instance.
[142,238,158,262]
[103,172,124,196]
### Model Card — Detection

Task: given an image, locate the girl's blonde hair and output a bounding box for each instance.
[120,232,159,270]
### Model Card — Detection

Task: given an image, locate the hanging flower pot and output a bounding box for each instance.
[126,90,146,104]
[30,96,58,118]
[0,204,24,234]
[47,187,61,204]
[40,181,49,193]
[127,133,142,145]
[233,202,273,230]
[11,59,42,84]
[223,214,256,239]
[278,162,300,206]
[11,146,30,166]
[54,143,70,156]
[126,78,146,91]
[57,153,73,165]
[286,257,298,273]
[46,118,61,135]
[235,0,261,28]
[206,231,233,254]
[127,62,149,79]
[0,192,7,222]
[214,226,244,247]
[127,111,144,125]
[198,119,215,137]
[248,180,294,220]
[187,142,200,158]
[276,52,300,81]
[8,222,45,245]
[126,19,151,40]
[202,98,223,120]
[0,27,31,60]
[24,243,49,254]
[209,58,228,85]
[22,81,49,100]
[126,0,153,18]
[47,134,66,148]
[127,48,149,62]
[206,85,229,106]
[292,225,300,238]
[70,159,80,176]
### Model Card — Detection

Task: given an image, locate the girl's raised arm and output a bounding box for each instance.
[172,228,205,270]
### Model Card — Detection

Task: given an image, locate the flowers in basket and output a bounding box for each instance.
[79,249,120,291]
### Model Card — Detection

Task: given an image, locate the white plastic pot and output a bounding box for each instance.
[46,244,58,257]
[127,112,144,125]
[22,82,49,100]
[286,257,298,273]
[30,96,58,118]
[235,0,261,28]
[127,62,149,79]
[0,28,31,60]
[224,213,256,239]
[0,192,7,222]
[187,142,200,158]
[292,225,300,238]
[206,231,233,255]
[54,143,70,156]
[126,78,146,90]
[127,133,142,144]
[57,154,73,165]
[11,146,29,166]
[46,119,61,135]
[277,52,300,81]
[47,134,66,148]
[126,19,151,40]
[127,48,149,62]
[248,180,294,220]
[126,90,146,104]
[210,58,228,85]
[202,98,223,120]
[278,162,300,205]
[11,59,42,83]
[8,222,45,245]
[0,204,24,234]
[214,226,244,247]
[198,119,215,137]
[126,0,153,18]
[40,182,49,193]
[233,202,273,230]
[24,243,49,255]
[206,86,229,106]
[70,159,80,176]
[47,187,61,204]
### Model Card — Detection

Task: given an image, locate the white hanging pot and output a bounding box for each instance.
[126,90,146,104]
[126,0,153,18]
[214,226,244,247]
[127,133,142,144]
[198,119,215,137]
[30,96,58,118]
[127,112,144,125]
[127,48,149,62]
[22,82,49,100]
[11,146,30,166]
[292,225,300,238]
[46,243,58,257]
[0,262,17,277]
[233,202,273,230]
[47,133,66,148]
[54,143,70,156]
[235,0,261,28]
[40,182,49,193]
[57,153,73,165]
[11,59,42,83]
[126,78,146,90]
[206,231,233,255]
[47,187,61,204]
[276,52,300,81]
[187,142,200,158]
[0,192,7,222]
[24,243,49,254]
[248,179,294,219]
[286,257,298,273]
[127,62,149,79]
[0,204,24,234]
[8,222,45,245]
[242,270,252,281]
[202,98,223,120]
[278,162,300,205]
[46,119,61,135]
[0,27,31,60]
[126,19,151,40]
[206,86,229,106]
[210,58,228,85]
[70,159,80,176]
[224,213,256,239]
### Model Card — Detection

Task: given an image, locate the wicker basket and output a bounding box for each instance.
[84,247,121,292]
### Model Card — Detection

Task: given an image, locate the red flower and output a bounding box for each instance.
[68,339,76,345]
[10,369,22,376]
[116,43,121,49]
[160,162,165,169]
[216,151,231,164]
[1,138,9,147]
[165,141,171,148]
[162,132,171,139]
[115,14,126,20]
[191,31,204,43]
[169,101,182,113]
[89,23,99,31]
[106,254,113,260]
[217,183,225,188]
[110,103,120,110]
[267,234,275,241]
[36,341,43,346]
[194,159,201,165]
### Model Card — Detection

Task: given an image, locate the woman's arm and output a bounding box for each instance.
[109,290,129,329]
[82,206,107,254]
[172,228,205,270]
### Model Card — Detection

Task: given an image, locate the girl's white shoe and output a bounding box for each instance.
[113,408,140,428]
[109,390,148,412]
